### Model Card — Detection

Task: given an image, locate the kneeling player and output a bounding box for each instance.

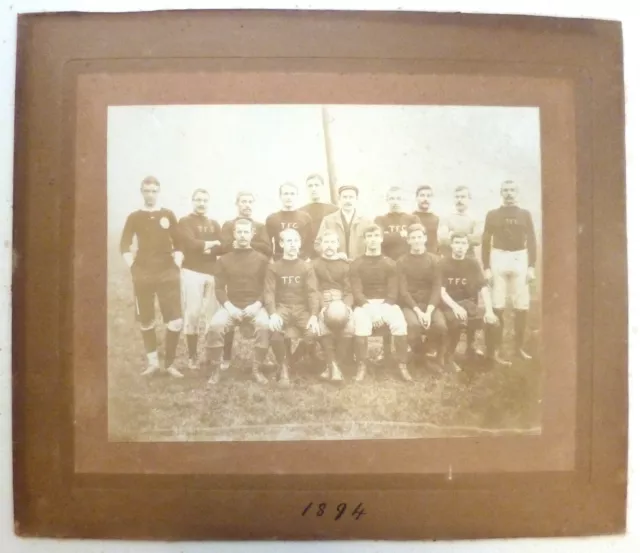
[397,224,447,367]
[206,219,271,385]
[350,225,411,382]
[440,232,499,372]
[313,230,355,382]
[264,228,320,387]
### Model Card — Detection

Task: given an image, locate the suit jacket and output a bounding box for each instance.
[314,210,374,261]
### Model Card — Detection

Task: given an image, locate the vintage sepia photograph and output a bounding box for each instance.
[107,104,542,442]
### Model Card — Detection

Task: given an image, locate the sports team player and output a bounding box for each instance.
[438,185,483,260]
[482,180,537,363]
[205,219,271,385]
[178,188,225,370]
[413,185,440,255]
[313,230,355,382]
[314,185,372,260]
[219,190,271,371]
[440,232,499,371]
[119,176,184,378]
[397,223,447,367]
[264,228,320,387]
[350,224,411,382]
[220,191,272,257]
[300,174,338,258]
[265,182,314,260]
[374,186,421,261]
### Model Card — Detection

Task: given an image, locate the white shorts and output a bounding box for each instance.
[353,299,408,337]
[181,268,219,334]
[489,249,530,310]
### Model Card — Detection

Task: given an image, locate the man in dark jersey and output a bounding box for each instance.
[264,228,320,387]
[397,223,447,368]
[313,230,355,382]
[206,219,271,385]
[413,185,440,255]
[440,232,499,372]
[374,186,421,362]
[482,180,537,363]
[220,191,272,257]
[375,186,421,261]
[300,174,338,258]
[119,176,184,378]
[351,224,411,382]
[265,182,314,260]
[178,188,225,370]
[219,190,271,371]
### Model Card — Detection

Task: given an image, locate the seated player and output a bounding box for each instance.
[440,232,499,372]
[264,228,320,387]
[205,219,271,385]
[313,230,355,382]
[350,224,411,382]
[396,223,447,368]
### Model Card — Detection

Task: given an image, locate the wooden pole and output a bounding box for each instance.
[321,106,338,205]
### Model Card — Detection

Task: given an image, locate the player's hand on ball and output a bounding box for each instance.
[453,304,467,321]
[484,310,499,325]
[526,267,536,283]
[307,315,320,335]
[269,313,284,332]
[483,268,493,284]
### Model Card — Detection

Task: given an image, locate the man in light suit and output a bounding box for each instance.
[314,185,373,262]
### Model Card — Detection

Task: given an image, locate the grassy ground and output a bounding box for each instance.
[108,252,543,442]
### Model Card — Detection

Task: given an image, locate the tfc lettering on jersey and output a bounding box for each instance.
[265,210,314,259]
[374,212,421,260]
[264,258,320,315]
[439,256,486,303]
[482,205,537,268]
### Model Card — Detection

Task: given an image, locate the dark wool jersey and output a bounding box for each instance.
[120,208,181,273]
[397,251,442,309]
[220,217,272,258]
[312,257,353,307]
[374,212,421,260]
[413,211,440,254]
[300,202,339,255]
[482,205,537,268]
[264,258,320,316]
[350,255,398,306]
[214,248,269,309]
[265,210,314,260]
[440,256,486,303]
[178,213,224,275]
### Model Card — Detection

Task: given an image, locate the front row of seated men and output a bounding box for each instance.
[206,217,503,387]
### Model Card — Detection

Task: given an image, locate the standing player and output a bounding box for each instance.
[220,191,272,257]
[205,219,271,385]
[264,228,320,387]
[300,174,338,258]
[313,230,355,382]
[374,186,421,261]
[440,232,498,372]
[219,190,272,371]
[413,185,440,255]
[119,176,184,378]
[178,189,225,370]
[350,225,411,382]
[265,182,314,260]
[397,224,447,368]
[438,185,483,260]
[314,185,373,261]
[482,180,537,363]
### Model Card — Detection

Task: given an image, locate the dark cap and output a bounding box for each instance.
[338,184,359,197]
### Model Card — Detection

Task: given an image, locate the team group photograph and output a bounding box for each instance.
[107,105,543,442]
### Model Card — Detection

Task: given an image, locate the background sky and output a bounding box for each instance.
[108,104,541,233]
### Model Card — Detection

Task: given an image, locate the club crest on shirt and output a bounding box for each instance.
[159,216,170,229]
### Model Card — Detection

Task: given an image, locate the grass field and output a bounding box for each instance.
[107,250,543,442]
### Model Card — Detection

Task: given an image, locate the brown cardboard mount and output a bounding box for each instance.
[12,9,627,541]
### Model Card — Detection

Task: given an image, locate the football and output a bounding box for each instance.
[323,300,351,333]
